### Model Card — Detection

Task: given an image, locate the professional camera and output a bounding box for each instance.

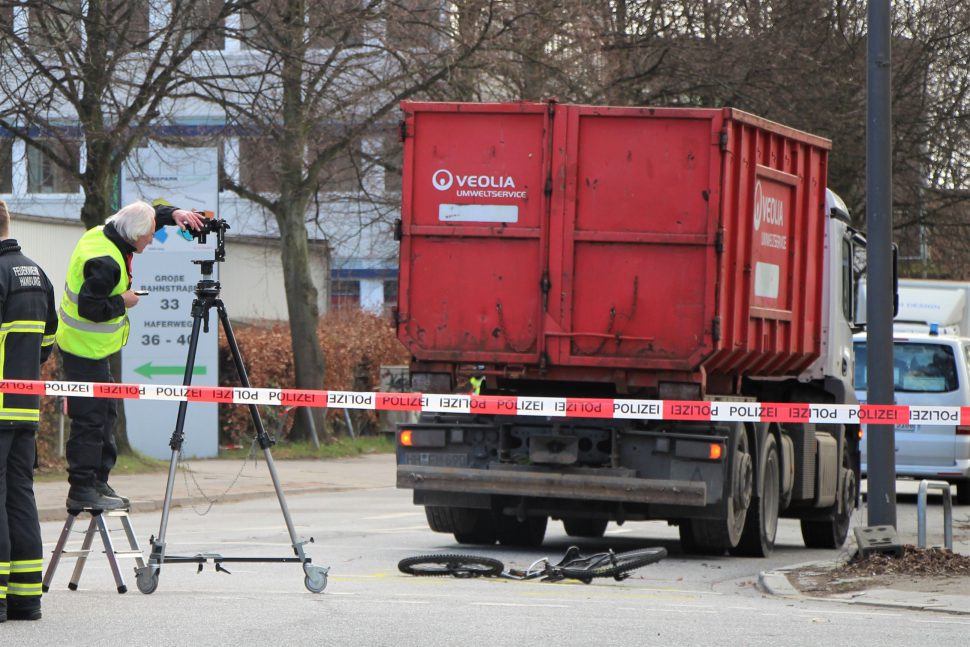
[181,210,229,262]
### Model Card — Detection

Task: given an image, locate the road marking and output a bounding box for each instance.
[371,525,435,533]
[473,602,570,608]
[361,512,423,520]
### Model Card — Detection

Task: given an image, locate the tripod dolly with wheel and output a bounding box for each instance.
[134,217,329,594]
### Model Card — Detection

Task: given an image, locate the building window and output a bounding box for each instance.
[240,1,363,51]
[238,136,280,193]
[185,0,225,50]
[331,279,361,309]
[29,0,82,52]
[27,139,80,194]
[383,279,398,317]
[385,0,441,50]
[308,1,364,50]
[382,131,402,194]
[313,137,362,193]
[0,140,12,194]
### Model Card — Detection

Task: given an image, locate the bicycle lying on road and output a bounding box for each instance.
[398,545,666,584]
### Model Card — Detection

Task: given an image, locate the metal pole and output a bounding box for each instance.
[866,0,897,528]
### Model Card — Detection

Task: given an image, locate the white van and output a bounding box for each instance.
[853,332,970,505]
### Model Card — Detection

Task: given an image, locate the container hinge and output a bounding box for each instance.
[392,306,401,328]
[398,119,408,141]
[544,176,553,197]
[713,316,721,342]
[393,218,403,241]
[719,129,729,151]
[715,228,724,254]
[540,271,551,311]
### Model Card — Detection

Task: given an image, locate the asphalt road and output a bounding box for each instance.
[12,480,970,646]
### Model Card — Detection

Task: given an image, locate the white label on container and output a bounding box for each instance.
[438,204,519,223]
[754,262,780,299]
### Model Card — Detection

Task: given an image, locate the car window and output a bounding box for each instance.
[854,341,958,393]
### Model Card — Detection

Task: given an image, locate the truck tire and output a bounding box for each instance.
[452,508,499,545]
[801,431,857,548]
[496,516,547,547]
[730,434,780,557]
[424,506,498,544]
[425,506,458,533]
[562,518,609,538]
[679,425,752,555]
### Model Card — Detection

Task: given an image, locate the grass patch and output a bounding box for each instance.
[218,434,395,460]
[35,449,168,481]
[112,451,170,474]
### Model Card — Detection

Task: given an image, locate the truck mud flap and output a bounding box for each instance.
[398,465,708,506]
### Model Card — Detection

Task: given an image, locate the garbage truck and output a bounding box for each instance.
[394,101,868,556]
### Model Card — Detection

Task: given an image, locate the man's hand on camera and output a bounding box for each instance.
[122,290,141,308]
[173,209,204,232]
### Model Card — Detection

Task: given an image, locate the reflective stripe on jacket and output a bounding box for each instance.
[0,239,57,428]
[55,226,129,359]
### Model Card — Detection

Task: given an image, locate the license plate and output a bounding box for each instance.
[402,452,468,467]
[895,424,915,432]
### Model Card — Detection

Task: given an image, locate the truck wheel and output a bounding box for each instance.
[562,518,609,538]
[425,506,457,533]
[496,516,547,547]
[801,436,857,548]
[679,425,752,555]
[452,508,499,545]
[424,506,498,544]
[730,434,780,557]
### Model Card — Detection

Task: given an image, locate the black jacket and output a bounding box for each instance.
[0,238,58,429]
[77,205,180,323]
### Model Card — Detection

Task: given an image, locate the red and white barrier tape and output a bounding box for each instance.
[2,378,962,425]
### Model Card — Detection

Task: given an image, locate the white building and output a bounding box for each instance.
[0,1,408,319]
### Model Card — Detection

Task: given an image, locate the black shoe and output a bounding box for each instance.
[66,486,125,511]
[0,600,6,623]
[6,606,41,621]
[96,481,130,507]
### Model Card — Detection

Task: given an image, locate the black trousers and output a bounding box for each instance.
[62,351,118,491]
[0,427,43,611]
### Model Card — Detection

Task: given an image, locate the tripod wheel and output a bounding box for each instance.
[136,568,159,595]
[304,565,328,593]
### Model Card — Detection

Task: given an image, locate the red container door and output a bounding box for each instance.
[398,103,551,363]
[549,106,722,372]
[704,111,829,377]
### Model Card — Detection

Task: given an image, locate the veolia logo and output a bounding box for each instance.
[433,168,517,191]
[432,169,454,191]
[753,180,785,230]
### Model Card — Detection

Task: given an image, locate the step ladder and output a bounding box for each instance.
[42,507,146,594]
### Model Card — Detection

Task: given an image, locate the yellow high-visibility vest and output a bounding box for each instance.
[55,227,129,359]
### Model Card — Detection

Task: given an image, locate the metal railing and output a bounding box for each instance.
[916,480,953,551]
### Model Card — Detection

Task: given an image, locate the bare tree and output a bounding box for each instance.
[186,1,511,440]
[0,0,250,451]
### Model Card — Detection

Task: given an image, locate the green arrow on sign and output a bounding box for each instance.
[135,362,207,379]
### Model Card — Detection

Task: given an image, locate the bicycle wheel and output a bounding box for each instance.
[558,547,667,582]
[398,554,505,578]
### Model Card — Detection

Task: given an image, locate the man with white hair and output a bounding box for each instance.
[57,202,203,511]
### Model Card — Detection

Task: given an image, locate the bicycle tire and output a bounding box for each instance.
[398,554,505,578]
[558,546,667,582]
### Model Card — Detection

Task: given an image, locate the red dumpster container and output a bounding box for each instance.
[397,101,830,395]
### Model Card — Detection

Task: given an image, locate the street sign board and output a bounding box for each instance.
[120,144,220,458]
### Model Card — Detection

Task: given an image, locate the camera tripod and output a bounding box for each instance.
[134,256,329,595]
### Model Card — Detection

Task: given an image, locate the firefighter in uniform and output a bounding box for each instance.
[0,200,57,622]
[57,201,202,511]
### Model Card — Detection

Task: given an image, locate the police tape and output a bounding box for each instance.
[2,378,966,426]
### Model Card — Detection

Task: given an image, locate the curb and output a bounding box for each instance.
[758,562,970,616]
